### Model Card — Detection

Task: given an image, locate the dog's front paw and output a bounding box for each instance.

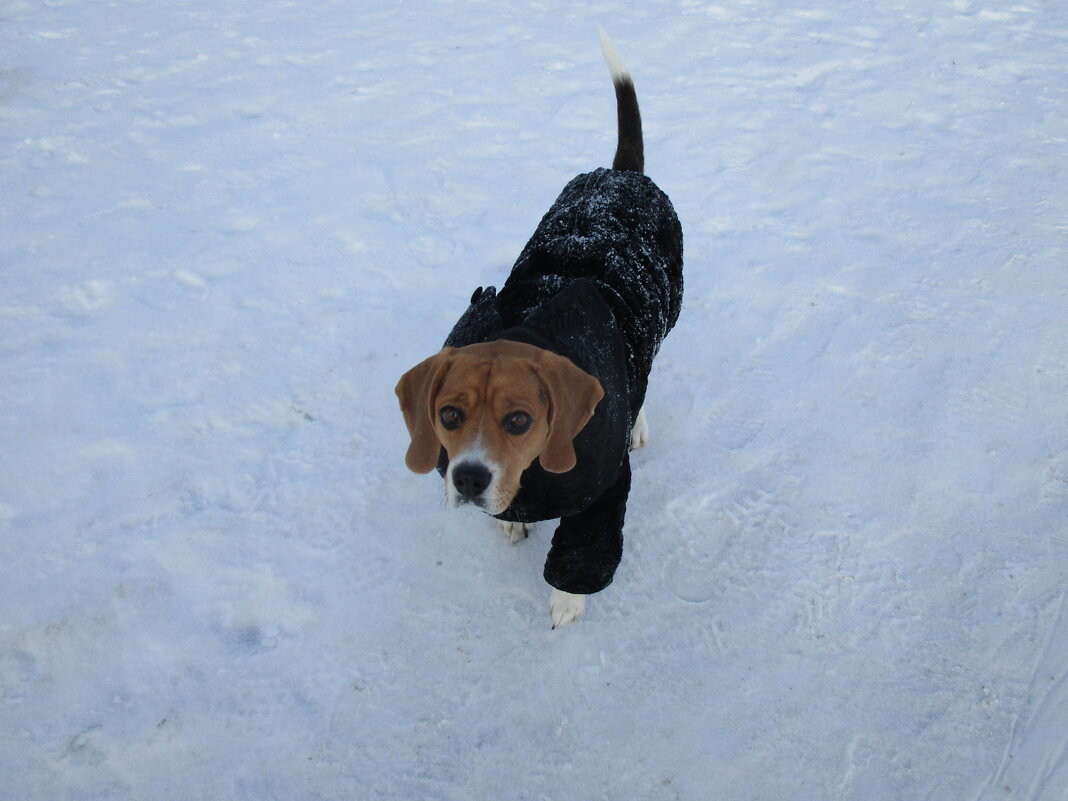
[549,588,586,629]
[498,520,530,544]
[629,406,649,451]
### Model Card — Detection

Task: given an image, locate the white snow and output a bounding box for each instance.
[2,1,1066,799]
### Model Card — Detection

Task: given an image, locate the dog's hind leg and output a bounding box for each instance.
[629,406,649,451]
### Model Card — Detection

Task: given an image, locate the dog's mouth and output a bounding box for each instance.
[447,489,512,517]
[446,488,510,517]
[445,458,511,515]
[448,461,501,516]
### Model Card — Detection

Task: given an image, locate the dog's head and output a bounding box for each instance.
[395,341,604,514]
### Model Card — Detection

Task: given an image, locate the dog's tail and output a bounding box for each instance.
[599,29,644,174]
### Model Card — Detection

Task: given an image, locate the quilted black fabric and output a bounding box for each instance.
[441,168,683,594]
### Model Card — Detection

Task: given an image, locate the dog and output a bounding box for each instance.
[396,32,683,627]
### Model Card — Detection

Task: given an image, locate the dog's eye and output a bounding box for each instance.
[503,411,532,435]
[439,406,464,430]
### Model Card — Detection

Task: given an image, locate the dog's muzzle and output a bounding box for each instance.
[451,461,492,505]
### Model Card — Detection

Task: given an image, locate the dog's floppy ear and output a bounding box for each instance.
[395,348,454,473]
[533,352,604,473]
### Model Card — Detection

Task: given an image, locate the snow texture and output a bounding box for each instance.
[2,1,1067,800]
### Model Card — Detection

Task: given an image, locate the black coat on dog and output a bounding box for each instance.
[438,166,683,594]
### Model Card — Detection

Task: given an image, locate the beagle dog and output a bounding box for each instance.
[396,33,683,627]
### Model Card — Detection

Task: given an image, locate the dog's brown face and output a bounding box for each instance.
[396,341,603,515]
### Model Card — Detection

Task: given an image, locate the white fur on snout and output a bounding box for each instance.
[445,446,507,514]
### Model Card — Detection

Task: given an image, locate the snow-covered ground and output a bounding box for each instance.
[2,0,1066,798]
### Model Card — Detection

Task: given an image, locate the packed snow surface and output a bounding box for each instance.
[2,1,1066,799]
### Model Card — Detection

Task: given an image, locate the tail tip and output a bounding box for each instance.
[598,27,631,85]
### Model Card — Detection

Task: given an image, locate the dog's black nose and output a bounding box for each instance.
[452,463,491,500]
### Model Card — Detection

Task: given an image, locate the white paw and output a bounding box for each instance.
[629,406,649,451]
[498,520,530,544]
[548,588,586,629]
